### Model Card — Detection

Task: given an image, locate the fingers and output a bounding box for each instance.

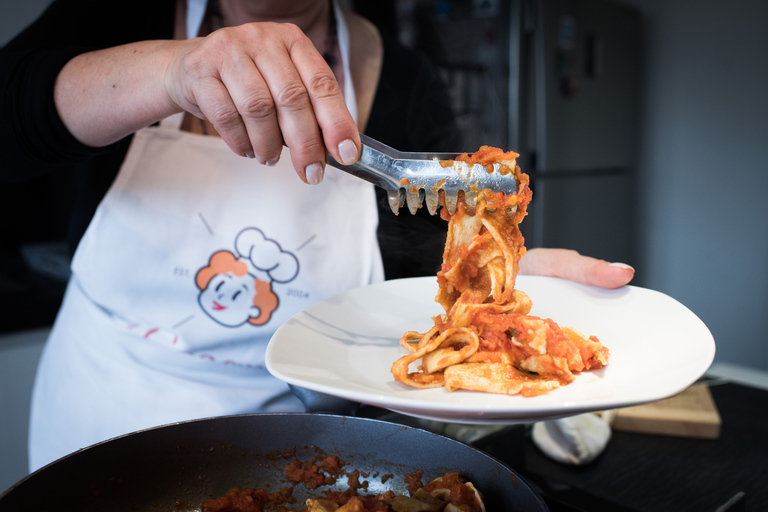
[216,44,283,163]
[246,23,330,182]
[191,72,267,159]
[519,248,635,289]
[165,23,361,184]
[283,26,361,169]
[249,23,360,182]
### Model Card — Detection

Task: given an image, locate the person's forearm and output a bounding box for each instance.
[51,21,361,182]
[53,40,185,147]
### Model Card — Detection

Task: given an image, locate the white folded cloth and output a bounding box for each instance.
[531,412,613,465]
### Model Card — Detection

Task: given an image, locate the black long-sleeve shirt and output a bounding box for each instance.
[0,0,462,278]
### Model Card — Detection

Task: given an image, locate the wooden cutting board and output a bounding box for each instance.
[608,384,721,439]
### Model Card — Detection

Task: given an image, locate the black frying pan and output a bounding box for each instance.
[0,413,547,511]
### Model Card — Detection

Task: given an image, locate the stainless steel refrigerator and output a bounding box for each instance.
[395,0,642,265]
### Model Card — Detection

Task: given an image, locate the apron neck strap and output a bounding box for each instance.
[332,0,357,124]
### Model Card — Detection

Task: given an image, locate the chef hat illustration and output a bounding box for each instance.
[234,227,299,284]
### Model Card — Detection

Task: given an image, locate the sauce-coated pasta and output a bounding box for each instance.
[391,147,608,396]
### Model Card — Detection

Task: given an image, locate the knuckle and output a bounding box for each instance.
[240,22,268,41]
[275,80,311,111]
[239,93,276,120]
[209,105,242,130]
[306,73,341,99]
[208,26,236,45]
[243,22,298,46]
[180,32,230,76]
[278,22,305,41]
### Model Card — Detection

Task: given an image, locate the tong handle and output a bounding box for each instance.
[327,134,452,191]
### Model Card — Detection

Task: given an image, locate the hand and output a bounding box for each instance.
[165,22,360,184]
[519,248,635,289]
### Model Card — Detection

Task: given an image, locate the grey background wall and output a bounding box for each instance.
[615,0,768,369]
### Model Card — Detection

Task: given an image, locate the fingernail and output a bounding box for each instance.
[305,162,324,184]
[246,151,255,159]
[338,139,359,165]
[266,156,280,167]
[609,262,635,272]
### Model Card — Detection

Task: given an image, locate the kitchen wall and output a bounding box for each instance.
[612,0,768,370]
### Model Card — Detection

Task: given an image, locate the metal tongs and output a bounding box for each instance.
[327,134,518,215]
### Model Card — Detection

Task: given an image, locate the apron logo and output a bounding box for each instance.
[195,228,299,328]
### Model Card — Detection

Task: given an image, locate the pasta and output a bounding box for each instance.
[306,472,485,512]
[391,146,609,396]
[200,451,485,512]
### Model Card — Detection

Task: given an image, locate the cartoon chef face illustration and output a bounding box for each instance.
[195,228,298,328]
[196,251,278,327]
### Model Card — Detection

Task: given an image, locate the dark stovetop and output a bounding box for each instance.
[477,381,763,512]
[360,380,765,512]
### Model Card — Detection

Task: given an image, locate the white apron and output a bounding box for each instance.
[29,1,383,470]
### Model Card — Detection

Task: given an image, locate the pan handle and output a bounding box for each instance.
[289,385,360,416]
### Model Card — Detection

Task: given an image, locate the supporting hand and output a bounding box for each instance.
[519,248,635,289]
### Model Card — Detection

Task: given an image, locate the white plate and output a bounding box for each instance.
[266,276,715,424]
